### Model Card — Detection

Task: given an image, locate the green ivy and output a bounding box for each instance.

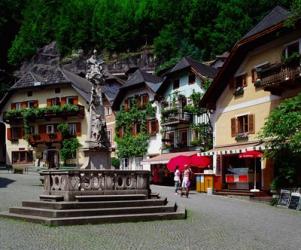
[57,123,70,138]
[115,102,155,158]
[60,138,81,163]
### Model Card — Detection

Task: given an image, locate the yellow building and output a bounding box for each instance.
[201,6,301,192]
[0,66,92,170]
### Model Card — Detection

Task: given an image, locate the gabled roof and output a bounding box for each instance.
[122,69,162,88]
[242,6,290,40]
[0,66,93,111]
[112,69,163,110]
[101,76,124,104]
[200,6,298,109]
[156,57,217,95]
[167,56,218,79]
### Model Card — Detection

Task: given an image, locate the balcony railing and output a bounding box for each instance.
[3,104,85,124]
[258,63,301,95]
[161,109,191,126]
[28,132,63,145]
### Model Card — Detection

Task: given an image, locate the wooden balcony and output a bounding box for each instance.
[28,132,63,146]
[259,63,301,95]
[3,105,85,124]
[161,110,191,126]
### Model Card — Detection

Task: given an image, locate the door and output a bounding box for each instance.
[47,150,59,169]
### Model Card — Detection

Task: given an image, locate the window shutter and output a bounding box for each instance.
[136,96,141,108]
[143,94,149,106]
[132,124,136,136]
[155,119,159,133]
[251,69,256,83]
[47,99,52,107]
[248,114,255,134]
[76,122,81,136]
[146,120,150,134]
[243,74,248,87]
[61,97,66,106]
[56,97,60,105]
[7,128,12,140]
[34,100,39,108]
[118,128,124,138]
[124,99,129,111]
[21,101,28,109]
[19,127,24,139]
[231,118,237,137]
[39,125,46,134]
[73,96,78,105]
[11,103,16,110]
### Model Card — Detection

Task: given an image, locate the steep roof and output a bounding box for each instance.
[101,76,124,104]
[112,69,163,110]
[1,66,93,110]
[242,6,290,40]
[167,56,218,79]
[200,6,297,109]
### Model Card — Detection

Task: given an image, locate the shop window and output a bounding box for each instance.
[55,88,61,93]
[12,151,33,164]
[188,74,195,85]
[173,79,180,90]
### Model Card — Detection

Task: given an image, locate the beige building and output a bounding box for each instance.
[0,66,92,169]
[201,6,301,192]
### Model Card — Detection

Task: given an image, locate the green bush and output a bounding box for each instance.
[111,157,120,169]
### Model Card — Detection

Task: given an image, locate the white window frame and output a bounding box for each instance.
[46,125,55,134]
[104,106,112,116]
[283,38,301,58]
[68,123,77,136]
[15,102,21,110]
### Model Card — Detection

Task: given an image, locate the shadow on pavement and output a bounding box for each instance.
[0,177,15,188]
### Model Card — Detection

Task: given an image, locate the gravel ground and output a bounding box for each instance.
[0,171,301,250]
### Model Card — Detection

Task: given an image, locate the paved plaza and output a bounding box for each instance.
[0,171,301,250]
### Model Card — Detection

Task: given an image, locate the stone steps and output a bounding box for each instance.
[10,204,177,218]
[0,194,186,226]
[75,194,147,201]
[22,198,167,210]
[0,209,186,226]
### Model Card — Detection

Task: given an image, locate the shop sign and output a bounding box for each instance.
[288,192,301,210]
[277,189,291,207]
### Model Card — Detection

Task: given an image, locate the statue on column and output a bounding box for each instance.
[85,50,109,148]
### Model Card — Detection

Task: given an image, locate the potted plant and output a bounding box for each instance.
[234,86,244,96]
[235,133,249,142]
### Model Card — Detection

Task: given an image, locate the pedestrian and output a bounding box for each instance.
[181,165,192,198]
[174,166,181,195]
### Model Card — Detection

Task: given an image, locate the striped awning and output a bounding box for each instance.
[201,142,266,156]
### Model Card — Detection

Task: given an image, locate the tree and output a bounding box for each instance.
[260,93,301,188]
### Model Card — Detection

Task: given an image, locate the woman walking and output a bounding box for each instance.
[174,166,181,195]
[181,165,192,198]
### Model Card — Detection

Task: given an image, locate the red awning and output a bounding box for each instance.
[167,155,191,172]
[190,155,211,168]
[238,150,263,158]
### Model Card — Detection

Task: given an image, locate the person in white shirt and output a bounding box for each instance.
[174,166,181,194]
[181,165,192,198]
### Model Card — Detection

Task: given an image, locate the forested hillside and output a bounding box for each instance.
[1,0,301,88]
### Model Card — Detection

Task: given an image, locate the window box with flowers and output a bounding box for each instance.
[235,133,249,142]
[233,86,244,96]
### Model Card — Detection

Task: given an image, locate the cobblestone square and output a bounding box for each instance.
[0,171,301,250]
